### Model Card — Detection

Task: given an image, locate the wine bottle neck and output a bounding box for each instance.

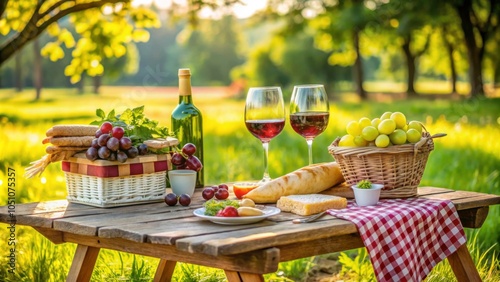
[179,95,193,104]
[178,75,192,97]
[178,68,193,103]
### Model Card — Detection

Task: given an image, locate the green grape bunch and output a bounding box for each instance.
[338,112,423,148]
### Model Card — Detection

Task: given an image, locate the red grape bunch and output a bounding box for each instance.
[85,121,148,162]
[202,184,229,201]
[170,143,203,172]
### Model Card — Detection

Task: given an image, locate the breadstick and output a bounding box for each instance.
[46,145,89,154]
[46,125,98,137]
[47,136,94,147]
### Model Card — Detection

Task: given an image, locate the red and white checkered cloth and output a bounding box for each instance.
[327,198,467,281]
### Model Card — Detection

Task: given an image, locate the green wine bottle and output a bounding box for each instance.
[171,68,204,187]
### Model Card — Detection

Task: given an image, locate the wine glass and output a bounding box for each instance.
[289,84,330,165]
[245,87,285,183]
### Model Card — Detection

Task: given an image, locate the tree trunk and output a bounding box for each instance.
[33,38,42,100]
[352,28,366,100]
[444,37,458,94]
[324,51,336,100]
[494,62,500,88]
[402,37,417,97]
[15,51,22,92]
[77,74,85,94]
[455,0,484,97]
[93,75,102,94]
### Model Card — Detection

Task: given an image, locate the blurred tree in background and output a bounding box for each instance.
[0,0,239,97]
[258,0,499,99]
[178,15,244,85]
[1,0,499,99]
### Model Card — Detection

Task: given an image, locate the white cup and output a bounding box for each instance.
[168,170,197,196]
[351,184,383,206]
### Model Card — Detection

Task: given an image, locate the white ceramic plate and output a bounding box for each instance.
[193,206,281,225]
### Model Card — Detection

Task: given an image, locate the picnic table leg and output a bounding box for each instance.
[66,245,100,282]
[224,270,265,282]
[447,243,481,282]
[153,259,177,282]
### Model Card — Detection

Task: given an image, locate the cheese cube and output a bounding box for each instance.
[277,194,347,216]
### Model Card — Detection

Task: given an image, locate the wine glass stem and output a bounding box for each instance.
[262,141,271,182]
[306,139,314,165]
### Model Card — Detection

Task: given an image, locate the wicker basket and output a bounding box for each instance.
[328,132,445,198]
[62,153,172,207]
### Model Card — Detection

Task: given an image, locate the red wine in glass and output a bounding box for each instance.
[290,112,329,139]
[244,86,285,183]
[245,119,285,142]
[289,84,330,165]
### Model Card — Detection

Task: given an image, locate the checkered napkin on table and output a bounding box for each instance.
[327,198,467,281]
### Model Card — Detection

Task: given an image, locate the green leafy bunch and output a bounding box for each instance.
[91,106,171,146]
[357,180,373,189]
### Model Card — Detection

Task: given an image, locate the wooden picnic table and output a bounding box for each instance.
[1,185,499,282]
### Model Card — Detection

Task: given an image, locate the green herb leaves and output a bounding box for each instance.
[357,180,373,189]
[91,106,171,146]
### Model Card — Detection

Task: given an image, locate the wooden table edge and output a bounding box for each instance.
[1,188,498,282]
[33,226,280,275]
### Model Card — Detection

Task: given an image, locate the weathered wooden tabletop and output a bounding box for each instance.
[1,185,499,282]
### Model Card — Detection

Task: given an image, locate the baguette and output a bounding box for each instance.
[46,125,98,137]
[243,162,345,204]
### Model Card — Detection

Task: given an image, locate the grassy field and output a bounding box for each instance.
[0,86,499,281]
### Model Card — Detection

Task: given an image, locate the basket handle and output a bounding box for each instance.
[430,133,447,139]
[415,133,446,148]
[420,124,447,139]
[413,132,447,156]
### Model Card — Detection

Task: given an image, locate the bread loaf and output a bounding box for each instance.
[277,194,347,215]
[243,162,344,203]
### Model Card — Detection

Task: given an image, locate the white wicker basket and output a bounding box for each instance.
[62,153,172,208]
[64,171,166,208]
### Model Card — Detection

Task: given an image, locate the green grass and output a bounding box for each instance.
[0,86,499,281]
